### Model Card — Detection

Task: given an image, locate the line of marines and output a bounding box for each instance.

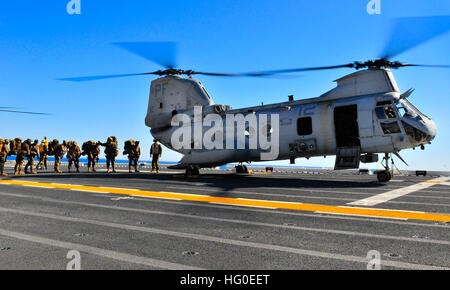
[0,136,142,176]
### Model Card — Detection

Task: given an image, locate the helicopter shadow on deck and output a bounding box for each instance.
[6,171,387,198]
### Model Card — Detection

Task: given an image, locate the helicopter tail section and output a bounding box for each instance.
[145,76,214,129]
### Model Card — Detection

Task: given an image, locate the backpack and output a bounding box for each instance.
[123,139,134,155]
[9,138,22,155]
[47,140,57,156]
[81,140,95,155]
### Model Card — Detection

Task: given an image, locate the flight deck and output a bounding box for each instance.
[0,164,449,270]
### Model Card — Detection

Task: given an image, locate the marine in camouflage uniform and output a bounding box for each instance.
[0,139,10,176]
[36,138,49,170]
[24,139,39,174]
[15,138,30,175]
[53,140,67,173]
[123,139,140,173]
[67,141,81,173]
[100,136,119,173]
[82,140,101,172]
[150,139,162,173]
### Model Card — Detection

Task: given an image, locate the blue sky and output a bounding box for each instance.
[1,1,449,170]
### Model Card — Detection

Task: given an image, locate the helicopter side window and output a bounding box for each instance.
[297,117,312,136]
[375,107,387,119]
[384,106,396,119]
[380,121,401,134]
[375,105,396,119]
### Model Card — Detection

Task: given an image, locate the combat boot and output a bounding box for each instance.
[1,173,8,176]
[135,165,140,173]
[31,170,37,174]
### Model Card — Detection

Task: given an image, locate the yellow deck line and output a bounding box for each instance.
[1,179,450,222]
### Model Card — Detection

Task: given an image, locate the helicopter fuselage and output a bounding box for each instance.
[146,68,436,170]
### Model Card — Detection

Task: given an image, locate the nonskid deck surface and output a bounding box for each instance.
[0,164,449,270]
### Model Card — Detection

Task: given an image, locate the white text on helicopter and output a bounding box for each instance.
[170,106,280,160]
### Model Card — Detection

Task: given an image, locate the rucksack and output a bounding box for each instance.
[9,138,22,155]
[47,139,59,156]
[123,139,134,155]
[81,140,95,154]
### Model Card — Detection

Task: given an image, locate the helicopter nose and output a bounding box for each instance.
[425,118,437,140]
[401,116,436,144]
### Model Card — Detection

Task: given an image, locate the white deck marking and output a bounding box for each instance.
[0,228,202,270]
[347,177,450,206]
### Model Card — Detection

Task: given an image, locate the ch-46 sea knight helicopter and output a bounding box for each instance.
[60,16,450,182]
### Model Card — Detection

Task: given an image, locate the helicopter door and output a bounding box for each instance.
[334,105,361,169]
[334,105,360,147]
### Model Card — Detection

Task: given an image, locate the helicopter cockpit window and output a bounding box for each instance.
[396,99,421,118]
[375,105,396,120]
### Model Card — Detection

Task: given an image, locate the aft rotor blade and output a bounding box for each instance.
[396,63,450,69]
[380,16,450,60]
[113,41,178,69]
[57,72,156,82]
[0,109,50,115]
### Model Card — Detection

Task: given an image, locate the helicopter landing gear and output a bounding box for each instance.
[376,153,393,183]
[185,165,200,177]
[235,164,249,174]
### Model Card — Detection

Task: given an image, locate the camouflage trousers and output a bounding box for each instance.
[14,155,25,174]
[68,158,80,172]
[128,157,139,172]
[0,158,5,175]
[25,156,37,174]
[152,154,160,171]
[106,156,116,173]
[37,155,48,169]
[54,156,62,173]
[88,156,98,172]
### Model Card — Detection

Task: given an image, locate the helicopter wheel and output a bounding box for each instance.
[185,165,200,177]
[235,164,249,174]
[377,170,392,183]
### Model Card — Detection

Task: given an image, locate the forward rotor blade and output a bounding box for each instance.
[193,71,302,79]
[113,41,178,69]
[196,63,355,77]
[380,16,450,60]
[57,72,155,82]
[0,109,50,115]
